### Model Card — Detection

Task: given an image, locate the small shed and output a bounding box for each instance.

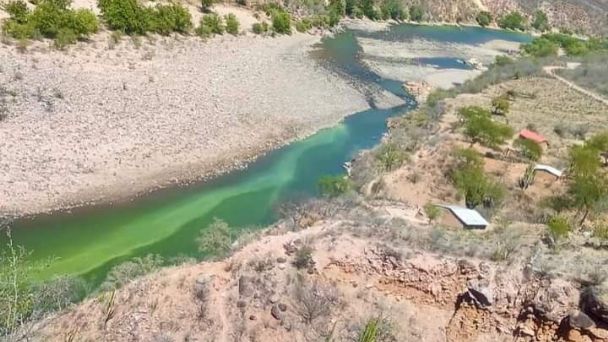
[438,205,489,230]
[533,164,563,182]
[519,129,548,146]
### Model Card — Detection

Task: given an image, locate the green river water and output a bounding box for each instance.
[3,24,531,285]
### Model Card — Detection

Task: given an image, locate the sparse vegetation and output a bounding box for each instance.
[514,138,542,161]
[252,21,269,34]
[271,9,291,34]
[100,254,164,291]
[318,175,351,197]
[531,10,550,32]
[491,95,509,116]
[423,203,440,223]
[196,218,232,259]
[196,13,224,38]
[497,11,526,31]
[450,148,506,209]
[224,13,239,35]
[475,11,492,27]
[98,0,192,35]
[547,215,570,244]
[293,245,314,269]
[408,5,423,22]
[458,106,514,149]
[2,0,98,46]
[375,142,407,171]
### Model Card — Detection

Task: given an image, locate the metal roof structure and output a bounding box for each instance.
[533,164,563,178]
[519,129,548,144]
[438,205,489,228]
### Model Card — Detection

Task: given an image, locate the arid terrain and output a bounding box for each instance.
[23,66,608,342]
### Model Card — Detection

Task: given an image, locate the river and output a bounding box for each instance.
[2,24,530,285]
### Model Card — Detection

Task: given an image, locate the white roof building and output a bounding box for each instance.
[438,205,489,229]
[533,164,563,178]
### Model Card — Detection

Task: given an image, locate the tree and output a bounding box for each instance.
[423,203,441,223]
[491,96,509,116]
[360,0,378,20]
[197,218,232,258]
[375,143,407,171]
[531,10,550,32]
[409,5,423,22]
[476,11,492,27]
[318,175,351,197]
[498,11,526,31]
[380,0,404,20]
[450,148,506,209]
[514,138,542,161]
[458,106,514,149]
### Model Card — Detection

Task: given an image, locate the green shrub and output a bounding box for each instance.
[224,13,239,35]
[375,142,407,171]
[196,13,224,37]
[514,138,542,161]
[2,0,98,45]
[318,175,350,197]
[100,254,164,291]
[458,106,514,148]
[491,95,509,116]
[98,0,149,34]
[358,318,378,342]
[148,3,192,35]
[54,28,77,49]
[522,38,559,57]
[293,245,314,269]
[379,0,404,20]
[547,215,570,242]
[450,148,506,209]
[3,0,30,24]
[360,0,378,20]
[271,10,291,34]
[197,218,232,259]
[498,11,526,31]
[99,0,192,35]
[423,203,441,223]
[493,55,513,66]
[409,5,423,22]
[295,18,312,32]
[531,10,549,32]
[252,21,269,34]
[475,11,492,27]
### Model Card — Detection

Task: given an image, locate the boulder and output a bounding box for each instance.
[271,304,284,320]
[532,279,579,323]
[466,280,493,308]
[567,310,595,330]
[580,286,608,325]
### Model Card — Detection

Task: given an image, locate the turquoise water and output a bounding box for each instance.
[3,24,531,284]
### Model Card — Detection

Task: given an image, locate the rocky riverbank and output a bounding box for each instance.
[0,30,376,217]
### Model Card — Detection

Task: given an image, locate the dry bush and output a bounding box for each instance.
[292,275,339,325]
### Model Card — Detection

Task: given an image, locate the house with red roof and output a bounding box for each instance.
[518,129,548,146]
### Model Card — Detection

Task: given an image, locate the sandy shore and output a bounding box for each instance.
[0,31,372,216]
[356,35,520,89]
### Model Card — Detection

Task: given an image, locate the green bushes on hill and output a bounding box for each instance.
[408,5,423,22]
[98,0,192,35]
[2,0,98,47]
[271,9,291,34]
[458,106,514,149]
[522,37,559,57]
[224,13,239,35]
[196,13,224,38]
[475,11,492,27]
[531,10,550,32]
[498,11,526,31]
[318,175,351,197]
[450,148,506,209]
